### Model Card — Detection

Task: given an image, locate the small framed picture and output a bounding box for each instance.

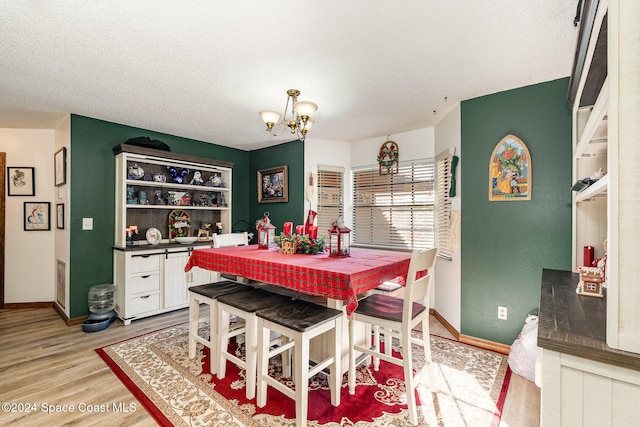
[7,167,35,196]
[56,203,65,229]
[54,147,67,186]
[24,202,51,231]
[257,165,288,203]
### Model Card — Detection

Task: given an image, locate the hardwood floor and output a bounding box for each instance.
[0,307,540,426]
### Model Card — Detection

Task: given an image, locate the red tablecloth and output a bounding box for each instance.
[185,246,411,314]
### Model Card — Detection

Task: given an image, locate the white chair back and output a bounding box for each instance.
[213,232,248,248]
[403,248,437,324]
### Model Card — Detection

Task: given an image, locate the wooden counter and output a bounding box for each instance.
[538,268,640,371]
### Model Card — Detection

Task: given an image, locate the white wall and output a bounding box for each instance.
[434,103,462,330]
[303,138,352,227]
[350,128,435,167]
[54,116,71,314]
[1,128,56,303]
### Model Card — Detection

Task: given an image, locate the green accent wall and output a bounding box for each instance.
[248,140,305,238]
[460,78,572,344]
[68,115,250,318]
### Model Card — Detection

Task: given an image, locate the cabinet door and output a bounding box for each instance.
[164,251,212,308]
[164,252,190,308]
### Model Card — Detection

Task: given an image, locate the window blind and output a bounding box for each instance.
[352,159,434,250]
[317,166,344,238]
[436,149,454,260]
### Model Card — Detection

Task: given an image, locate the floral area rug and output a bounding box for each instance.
[96,323,511,426]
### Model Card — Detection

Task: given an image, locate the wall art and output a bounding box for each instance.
[489,134,531,201]
[258,165,288,203]
[7,167,35,196]
[24,201,51,231]
[54,147,67,186]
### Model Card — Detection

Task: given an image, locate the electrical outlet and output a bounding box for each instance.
[498,306,508,320]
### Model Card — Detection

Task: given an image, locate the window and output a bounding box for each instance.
[317,166,344,239]
[352,159,434,250]
[435,149,454,260]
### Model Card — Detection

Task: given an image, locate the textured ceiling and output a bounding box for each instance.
[0,1,579,150]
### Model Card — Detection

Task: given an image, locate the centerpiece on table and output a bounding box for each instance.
[275,232,326,255]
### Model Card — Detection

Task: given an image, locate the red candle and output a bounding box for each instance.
[584,246,594,267]
[309,225,318,239]
[283,222,293,237]
[295,225,305,235]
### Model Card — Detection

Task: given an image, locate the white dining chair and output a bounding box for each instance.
[347,247,437,426]
[212,232,249,283]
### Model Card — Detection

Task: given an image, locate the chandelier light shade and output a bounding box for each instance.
[259,89,317,141]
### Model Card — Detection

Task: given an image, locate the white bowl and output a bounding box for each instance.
[175,236,198,244]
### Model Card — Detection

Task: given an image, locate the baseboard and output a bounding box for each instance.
[51,303,87,326]
[429,308,460,340]
[430,308,511,355]
[2,301,53,309]
[459,334,511,355]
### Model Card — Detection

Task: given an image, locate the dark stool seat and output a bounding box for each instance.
[189,280,250,299]
[257,298,343,332]
[256,299,344,427]
[188,280,252,375]
[216,288,293,399]
[216,288,292,312]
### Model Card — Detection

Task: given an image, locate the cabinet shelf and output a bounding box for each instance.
[125,179,230,192]
[575,77,609,159]
[574,174,608,202]
[126,204,230,210]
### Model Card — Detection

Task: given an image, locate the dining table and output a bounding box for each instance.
[184,245,412,314]
[185,244,412,373]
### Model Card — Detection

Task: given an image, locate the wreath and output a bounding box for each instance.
[377,141,399,174]
[168,209,191,239]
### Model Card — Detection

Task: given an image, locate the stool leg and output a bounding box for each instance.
[209,300,219,376]
[256,319,269,408]
[373,324,380,371]
[348,317,356,395]
[217,307,230,379]
[330,318,341,407]
[295,331,309,427]
[245,314,258,400]
[281,335,292,378]
[188,294,199,359]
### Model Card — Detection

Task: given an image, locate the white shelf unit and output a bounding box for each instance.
[542,1,640,424]
[112,144,234,324]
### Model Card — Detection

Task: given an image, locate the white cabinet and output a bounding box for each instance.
[542,0,640,424]
[112,144,233,324]
[570,0,640,353]
[163,250,212,309]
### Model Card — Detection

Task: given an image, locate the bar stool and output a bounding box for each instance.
[348,248,437,426]
[256,299,344,427]
[216,288,293,399]
[188,280,251,375]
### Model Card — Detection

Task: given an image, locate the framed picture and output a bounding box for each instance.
[258,165,288,203]
[54,147,67,186]
[489,134,532,201]
[56,203,65,229]
[7,167,35,196]
[24,202,51,231]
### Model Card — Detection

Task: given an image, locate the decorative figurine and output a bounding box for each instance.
[190,171,204,185]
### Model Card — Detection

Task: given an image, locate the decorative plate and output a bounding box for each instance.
[146,227,162,245]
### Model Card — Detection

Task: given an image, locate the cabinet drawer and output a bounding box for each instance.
[130,273,160,294]
[130,254,160,274]
[128,293,160,315]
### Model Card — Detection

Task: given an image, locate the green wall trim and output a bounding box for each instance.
[68,115,250,318]
[460,78,572,344]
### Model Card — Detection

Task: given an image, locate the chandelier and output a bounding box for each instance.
[259,89,318,142]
